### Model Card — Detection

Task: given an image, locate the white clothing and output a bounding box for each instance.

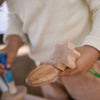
[4,0,100,63]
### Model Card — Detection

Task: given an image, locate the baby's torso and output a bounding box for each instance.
[7,0,91,63]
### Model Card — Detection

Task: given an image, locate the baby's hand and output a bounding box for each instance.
[0,46,17,74]
[0,35,23,74]
[0,63,7,74]
[60,45,100,77]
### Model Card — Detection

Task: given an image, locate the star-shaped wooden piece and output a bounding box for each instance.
[51,41,80,71]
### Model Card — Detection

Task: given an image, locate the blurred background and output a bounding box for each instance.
[0,2,43,98]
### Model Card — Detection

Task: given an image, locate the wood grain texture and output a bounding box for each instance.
[26,41,80,87]
[1,86,27,100]
[26,64,60,87]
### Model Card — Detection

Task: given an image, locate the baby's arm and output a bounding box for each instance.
[0,1,26,73]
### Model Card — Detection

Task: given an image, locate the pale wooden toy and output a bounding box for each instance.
[1,85,27,100]
[26,41,80,87]
[26,64,60,87]
[51,41,80,70]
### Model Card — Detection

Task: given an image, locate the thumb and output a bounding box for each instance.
[6,52,17,68]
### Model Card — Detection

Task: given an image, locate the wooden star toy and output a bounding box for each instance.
[26,41,80,87]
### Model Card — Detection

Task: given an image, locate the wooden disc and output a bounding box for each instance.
[1,85,27,100]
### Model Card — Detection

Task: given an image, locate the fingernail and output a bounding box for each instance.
[0,63,5,69]
[6,64,11,68]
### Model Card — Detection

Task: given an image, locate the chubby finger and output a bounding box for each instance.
[0,63,5,69]
[0,69,8,74]
[4,70,8,74]
[0,69,5,73]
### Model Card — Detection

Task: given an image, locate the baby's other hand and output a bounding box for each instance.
[60,45,100,77]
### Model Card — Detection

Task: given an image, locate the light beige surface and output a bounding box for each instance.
[24,94,49,100]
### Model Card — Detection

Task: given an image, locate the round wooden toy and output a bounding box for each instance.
[1,85,27,100]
